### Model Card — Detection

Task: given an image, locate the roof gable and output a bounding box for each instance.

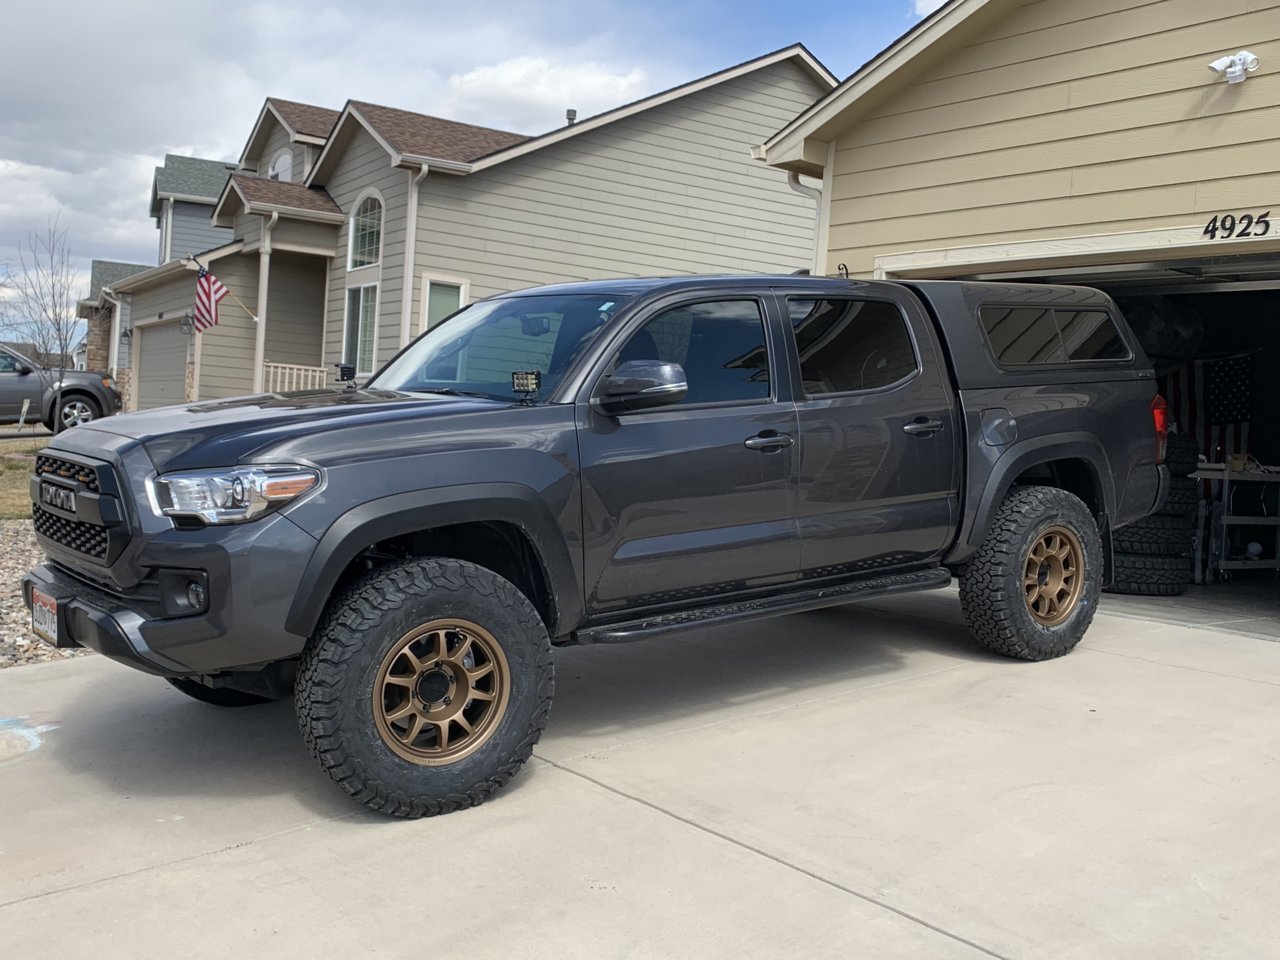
[150,154,237,217]
[238,97,340,167]
[212,173,343,227]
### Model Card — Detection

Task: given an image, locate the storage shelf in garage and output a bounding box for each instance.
[1193,467,1280,579]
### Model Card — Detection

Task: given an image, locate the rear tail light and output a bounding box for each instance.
[1151,394,1169,464]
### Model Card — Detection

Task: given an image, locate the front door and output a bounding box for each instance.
[0,349,42,421]
[578,297,801,616]
[778,290,960,577]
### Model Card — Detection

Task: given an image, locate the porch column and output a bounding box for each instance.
[252,212,278,393]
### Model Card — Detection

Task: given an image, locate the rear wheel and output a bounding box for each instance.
[166,677,279,707]
[960,486,1101,661]
[295,557,553,818]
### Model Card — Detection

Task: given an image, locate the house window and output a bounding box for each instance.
[349,197,382,269]
[344,284,377,374]
[268,150,293,182]
[423,276,469,330]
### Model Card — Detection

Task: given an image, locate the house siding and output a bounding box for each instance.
[409,59,826,327]
[196,254,260,399]
[170,201,233,260]
[272,219,339,251]
[822,0,1280,276]
[254,119,308,181]
[265,253,327,368]
[319,125,409,369]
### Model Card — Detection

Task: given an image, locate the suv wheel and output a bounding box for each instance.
[295,557,553,818]
[959,486,1101,661]
[52,395,100,430]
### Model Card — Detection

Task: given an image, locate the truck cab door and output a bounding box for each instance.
[775,288,960,577]
[577,295,801,617]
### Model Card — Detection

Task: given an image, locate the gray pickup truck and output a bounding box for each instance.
[23,276,1168,817]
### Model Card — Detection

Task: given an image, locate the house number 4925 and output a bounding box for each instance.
[1203,210,1271,240]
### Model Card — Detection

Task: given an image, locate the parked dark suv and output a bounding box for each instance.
[0,345,122,429]
[24,276,1168,817]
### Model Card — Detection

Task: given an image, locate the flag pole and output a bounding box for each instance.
[186,256,259,322]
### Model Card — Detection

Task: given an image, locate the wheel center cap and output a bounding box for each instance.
[416,668,452,704]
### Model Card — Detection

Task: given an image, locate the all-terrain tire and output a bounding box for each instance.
[1164,433,1201,478]
[295,557,553,818]
[1159,477,1200,518]
[1107,554,1192,597]
[1113,514,1195,557]
[959,486,1102,661]
[166,676,279,707]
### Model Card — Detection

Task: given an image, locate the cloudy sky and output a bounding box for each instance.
[0,0,948,296]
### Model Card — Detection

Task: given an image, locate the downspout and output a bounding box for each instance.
[252,211,278,393]
[103,287,125,376]
[787,172,823,275]
[400,164,430,346]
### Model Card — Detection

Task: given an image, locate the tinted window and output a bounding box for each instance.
[0,353,18,373]
[617,300,769,405]
[980,307,1066,365]
[1057,309,1130,361]
[787,299,918,394]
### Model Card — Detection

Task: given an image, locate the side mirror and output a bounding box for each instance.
[15,364,32,376]
[592,360,687,416]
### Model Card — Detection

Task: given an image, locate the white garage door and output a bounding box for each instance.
[136,322,188,409]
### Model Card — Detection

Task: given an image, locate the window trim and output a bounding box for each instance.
[977,303,1134,370]
[342,282,379,376]
[784,295,922,400]
[419,272,471,333]
[346,188,385,272]
[267,149,293,182]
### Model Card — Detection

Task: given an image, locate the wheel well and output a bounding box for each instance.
[57,390,100,411]
[331,521,556,630]
[1012,458,1103,519]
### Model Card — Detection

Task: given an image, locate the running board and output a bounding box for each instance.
[573,567,952,645]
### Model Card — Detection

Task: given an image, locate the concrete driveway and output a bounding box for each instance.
[1,589,1278,959]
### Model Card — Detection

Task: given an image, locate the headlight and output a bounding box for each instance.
[150,466,320,525]
[101,376,116,391]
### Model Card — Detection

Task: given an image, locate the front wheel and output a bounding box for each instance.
[959,486,1102,661]
[295,557,553,818]
[51,395,100,430]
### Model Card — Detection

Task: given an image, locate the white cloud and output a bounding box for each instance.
[446,58,650,132]
[913,0,948,15]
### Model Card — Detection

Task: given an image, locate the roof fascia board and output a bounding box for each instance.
[244,202,344,224]
[238,100,279,165]
[211,177,248,228]
[305,104,400,187]
[112,242,244,293]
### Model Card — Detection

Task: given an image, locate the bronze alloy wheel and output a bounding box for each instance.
[373,619,511,766]
[1023,526,1085,627]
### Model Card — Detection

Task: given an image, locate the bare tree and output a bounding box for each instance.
[3,217,81,430]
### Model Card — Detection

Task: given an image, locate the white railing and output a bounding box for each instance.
[263,362,331,392]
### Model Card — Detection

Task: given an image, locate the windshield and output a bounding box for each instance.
[369,293,628,402]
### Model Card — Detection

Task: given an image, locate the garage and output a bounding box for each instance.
[134,321,188,409]
[756,0,1280,622]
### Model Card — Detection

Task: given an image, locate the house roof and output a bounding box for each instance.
[111,241,244,294]
[150,154,237,217]
[268,98,341,139]
[754,0,1009,176]
[89,260,151,296]
[211,173,344,227]
[307,44,836,184]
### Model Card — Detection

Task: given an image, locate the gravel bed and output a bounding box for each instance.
[0,520,90,668]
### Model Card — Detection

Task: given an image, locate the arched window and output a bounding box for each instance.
[268,150,293,182]
[349,196,382,269]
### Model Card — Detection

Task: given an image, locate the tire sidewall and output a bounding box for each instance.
[1007,504,1103,651]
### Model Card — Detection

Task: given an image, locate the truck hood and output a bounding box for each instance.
[71,388,505,472]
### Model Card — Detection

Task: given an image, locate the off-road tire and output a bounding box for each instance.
[959,486,1102,661]
[1159,477,1200,518]
[1107,554,1192,597]
[166,676,278,707]
[295,557,553,818]
[1164,433,1201,478]
[1113,514,1194,557]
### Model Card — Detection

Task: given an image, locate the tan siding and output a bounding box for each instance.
[410,59,826,320]
[272,219,338,251]
[130,274,198,323]
[264,253,326,368]
[196,255,258,399]
[824,0,1280,276]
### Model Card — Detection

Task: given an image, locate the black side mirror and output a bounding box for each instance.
[15,364,32,376]
[592,360,687,416]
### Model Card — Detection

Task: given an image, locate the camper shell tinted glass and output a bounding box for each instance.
[979,305,1132,368]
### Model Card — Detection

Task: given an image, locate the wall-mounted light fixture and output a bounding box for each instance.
[1208,51,1260,84]
[179,312,195,336]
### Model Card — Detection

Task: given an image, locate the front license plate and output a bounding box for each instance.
[31,589,58,645]
[39,481,76,515]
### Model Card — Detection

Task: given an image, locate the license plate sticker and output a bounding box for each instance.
[31,589,57,644]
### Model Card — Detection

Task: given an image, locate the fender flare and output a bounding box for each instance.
[947,433,1115,565]
[284,483,581,638]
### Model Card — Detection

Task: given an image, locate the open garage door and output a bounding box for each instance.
[136,322,188,409]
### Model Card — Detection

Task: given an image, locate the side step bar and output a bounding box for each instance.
[573,567,952,645]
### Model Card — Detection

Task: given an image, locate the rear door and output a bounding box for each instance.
[775,287,961,577]
[577,294,801,616]
[0,349,41,420]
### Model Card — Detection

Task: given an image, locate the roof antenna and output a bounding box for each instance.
[565,108,577,126]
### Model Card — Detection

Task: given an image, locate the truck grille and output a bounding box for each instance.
[33,505,109,561]
[36,455,101,493]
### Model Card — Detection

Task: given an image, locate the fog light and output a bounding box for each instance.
[187,580,207,611]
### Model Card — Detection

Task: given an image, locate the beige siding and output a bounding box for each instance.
[130,274,198,325]
[823,0,1280,276]
[408,59,826,328]
[196,254,259,400]
[318,126,408,369]
[265,253,326,368]
[252,119,307,181]
[272,219,338,251]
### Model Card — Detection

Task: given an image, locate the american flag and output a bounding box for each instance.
[193,267,229,333]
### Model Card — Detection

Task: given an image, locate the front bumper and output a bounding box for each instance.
[23,512,318,677]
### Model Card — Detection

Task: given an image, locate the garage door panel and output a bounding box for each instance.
[137,323,187,410]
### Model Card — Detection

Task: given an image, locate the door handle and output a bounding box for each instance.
[744,432,795,451]
[902,419,944,436]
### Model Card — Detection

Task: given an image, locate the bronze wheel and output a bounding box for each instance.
[373,619,511,766]
[1022,525,1084,627]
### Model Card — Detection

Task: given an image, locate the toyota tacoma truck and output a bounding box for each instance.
[23,276,1168,817]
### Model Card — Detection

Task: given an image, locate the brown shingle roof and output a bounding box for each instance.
[350,101,529,163]
[268,98,341,139]
[232,174,342,217]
